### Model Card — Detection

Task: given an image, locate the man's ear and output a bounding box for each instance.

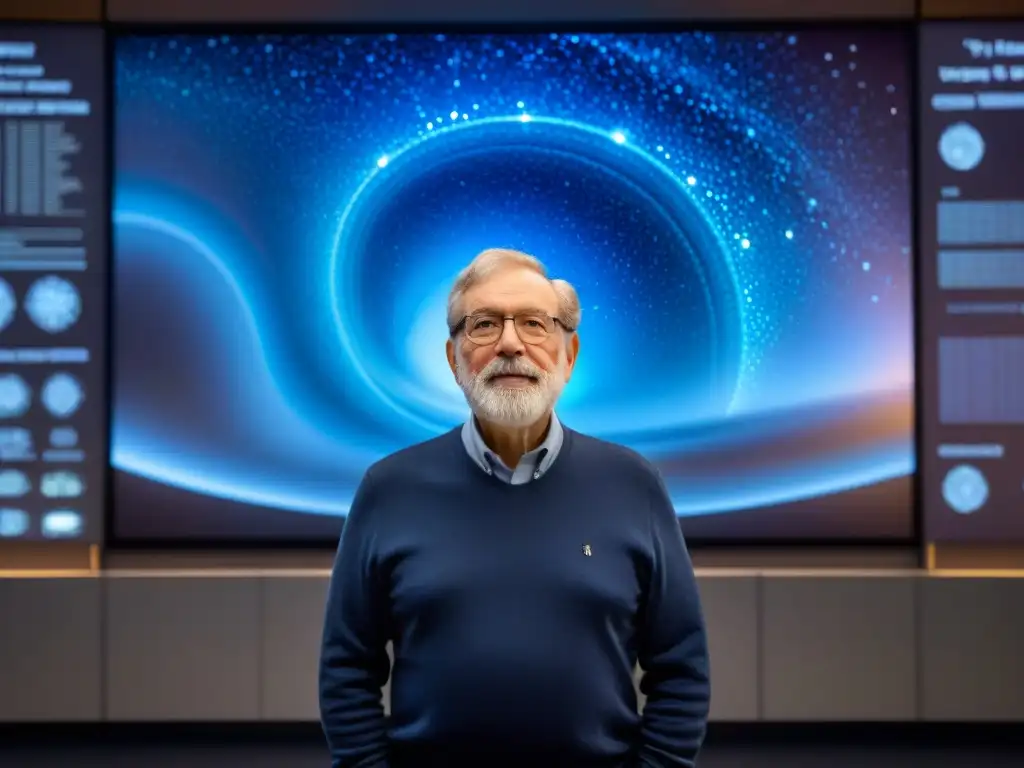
[564,332,580,381]
[446,337,458,377]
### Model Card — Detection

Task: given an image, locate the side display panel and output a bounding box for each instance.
[0,27,107,543]
[920,24,1024,542]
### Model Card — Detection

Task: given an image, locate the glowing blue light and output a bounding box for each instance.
[112,31,914,532]
[330,113,746,434]
[112,204,349,450]
[110,442,913,520]
[115,448,350,515]
[115,210,261,336]
[112,442,912,520]
[669,453,912,516]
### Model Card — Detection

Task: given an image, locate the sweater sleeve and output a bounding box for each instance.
[319,469,392,768]
[636,470,711,767]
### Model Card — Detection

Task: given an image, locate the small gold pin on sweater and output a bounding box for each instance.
[582,543,592,557]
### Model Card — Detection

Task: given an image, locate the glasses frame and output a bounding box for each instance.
[450,313,574,345]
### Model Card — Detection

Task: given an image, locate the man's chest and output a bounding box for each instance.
[381,502,652,634]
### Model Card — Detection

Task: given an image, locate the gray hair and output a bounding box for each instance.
[446,248,582,334]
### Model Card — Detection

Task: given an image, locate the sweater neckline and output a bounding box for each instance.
[452,423,576,491]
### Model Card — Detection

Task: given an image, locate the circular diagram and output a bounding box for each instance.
[25,275,82,333]
[938,123,986,172]
[0,374,31,418]
[942,464,989,515]
[0,278,15,332]
[41,373,83,418]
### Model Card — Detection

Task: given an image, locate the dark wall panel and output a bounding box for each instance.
[0,0,100,21]
[105,0,914,23]
[922,0,1024,17]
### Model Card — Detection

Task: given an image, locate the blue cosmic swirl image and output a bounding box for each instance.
[112,30,915,540]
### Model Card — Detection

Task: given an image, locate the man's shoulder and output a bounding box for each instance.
[566,428,661,485]
[365,427,462,482]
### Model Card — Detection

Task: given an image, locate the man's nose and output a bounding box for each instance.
[494,318,525,356]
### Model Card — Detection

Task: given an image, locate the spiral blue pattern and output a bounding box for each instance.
[111,30,915,538]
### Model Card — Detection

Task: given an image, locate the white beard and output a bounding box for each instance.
[456,353,566,428]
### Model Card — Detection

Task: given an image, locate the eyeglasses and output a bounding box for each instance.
[451,313,572,345]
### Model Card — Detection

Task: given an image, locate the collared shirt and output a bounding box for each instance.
[460,412,564,484]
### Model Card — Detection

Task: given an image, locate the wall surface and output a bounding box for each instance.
[97,0,1024,23]
[103,0,916,23]
[2,570,1023,723]
[0,0,100,19]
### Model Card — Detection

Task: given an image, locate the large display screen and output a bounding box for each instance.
[112,30,914,542]
[919,23,1024,542]
[0,27,107,544]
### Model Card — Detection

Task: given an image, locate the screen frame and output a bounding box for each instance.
[103,18,921,550]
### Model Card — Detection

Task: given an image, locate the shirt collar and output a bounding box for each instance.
[461,412,564,479]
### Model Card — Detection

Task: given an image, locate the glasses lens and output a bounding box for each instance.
[466,315,502,341]
[515,314,554,341]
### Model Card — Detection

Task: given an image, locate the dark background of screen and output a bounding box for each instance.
[919,21,1024,542]
[110,28,915,544]
[0,25,107,543]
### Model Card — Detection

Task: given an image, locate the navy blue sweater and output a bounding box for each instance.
[319,426,709,768]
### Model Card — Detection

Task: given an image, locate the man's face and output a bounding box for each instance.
[446,267,579,427]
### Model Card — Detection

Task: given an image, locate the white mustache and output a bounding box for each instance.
[483,358,543,380]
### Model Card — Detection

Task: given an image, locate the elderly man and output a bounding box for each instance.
[319,248,710,768]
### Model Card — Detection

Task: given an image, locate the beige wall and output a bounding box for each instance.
[1,569,1023,723]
